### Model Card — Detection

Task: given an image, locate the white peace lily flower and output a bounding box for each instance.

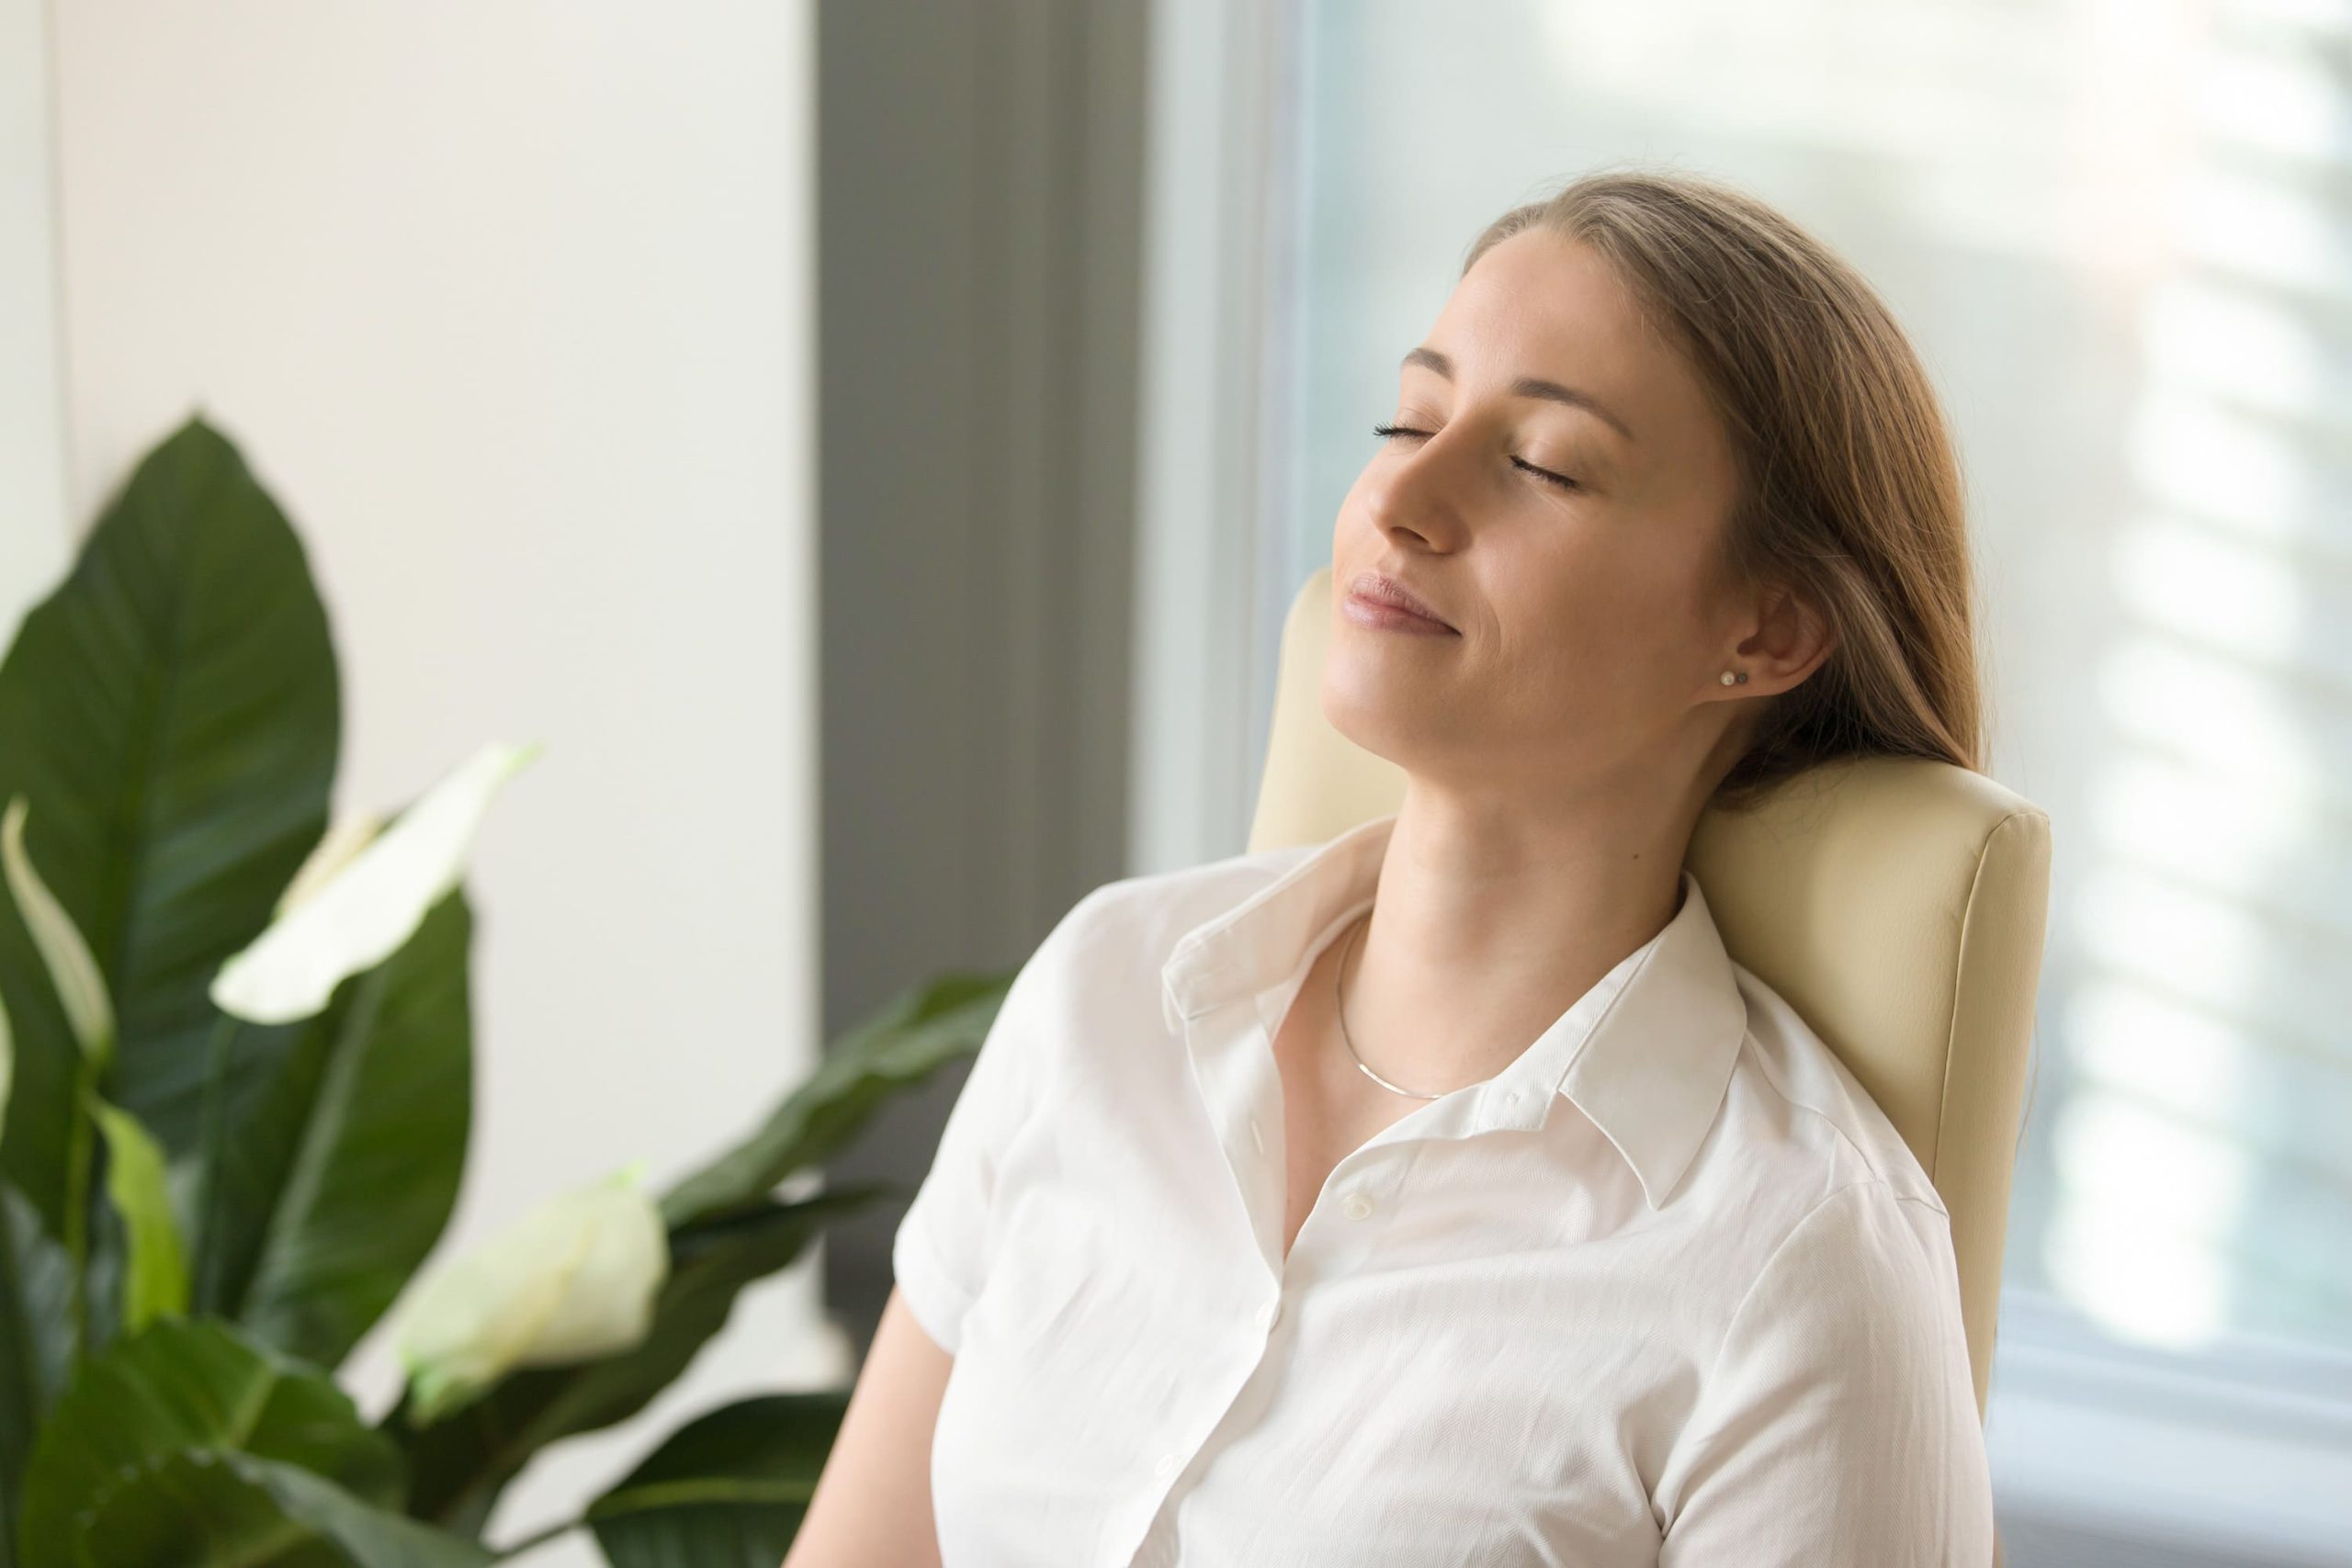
[395,1161,669,1426]
[273,807,388,919]
[209,740,540,1024]
[2,795,116,1065]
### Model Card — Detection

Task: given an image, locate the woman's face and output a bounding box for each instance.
[1324,227,1757,797]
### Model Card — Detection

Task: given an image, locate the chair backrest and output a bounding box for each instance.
[1248,567,2053,1418]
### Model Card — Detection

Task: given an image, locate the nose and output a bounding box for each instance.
[1362,432,1474,549]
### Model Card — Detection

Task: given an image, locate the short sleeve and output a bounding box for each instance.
[1657,1180,1996,1567]
[889,888,1093,1354]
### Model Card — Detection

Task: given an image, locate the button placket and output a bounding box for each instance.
[1289,1146,1411,1280]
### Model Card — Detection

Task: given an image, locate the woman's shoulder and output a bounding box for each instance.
[1713,962,1950,1224]
[1689,971,1973,1383]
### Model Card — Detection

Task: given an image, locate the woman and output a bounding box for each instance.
[788,167,1996,1566]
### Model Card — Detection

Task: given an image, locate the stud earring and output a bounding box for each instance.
[1719,670,1748,685]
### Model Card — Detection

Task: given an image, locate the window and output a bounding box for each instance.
[1216,1,2352,1559]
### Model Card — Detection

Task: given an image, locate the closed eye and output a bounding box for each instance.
[1372,423,1582,492]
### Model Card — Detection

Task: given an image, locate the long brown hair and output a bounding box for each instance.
[1462,165,1986,810]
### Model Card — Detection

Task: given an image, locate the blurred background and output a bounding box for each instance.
[4,2,2346,1564]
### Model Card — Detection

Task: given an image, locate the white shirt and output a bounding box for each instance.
[891,809,1995,1566]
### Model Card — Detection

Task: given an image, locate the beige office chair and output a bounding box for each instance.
[1248,567,2053,1421]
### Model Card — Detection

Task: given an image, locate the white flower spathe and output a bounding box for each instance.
[394,1162,669,1426]
[209,740,540,1025]
[2,795,116,1064]
[272,807,388,920]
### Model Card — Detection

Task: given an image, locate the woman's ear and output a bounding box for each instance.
[1735,580,1837,697]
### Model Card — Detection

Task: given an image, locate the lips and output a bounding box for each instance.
[1347,571,1455,631]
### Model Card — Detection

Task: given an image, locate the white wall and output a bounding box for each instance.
[46,3,833,1560]
[0,0,66,632]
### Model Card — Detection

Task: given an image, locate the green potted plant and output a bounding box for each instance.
[0,414,1001,1564]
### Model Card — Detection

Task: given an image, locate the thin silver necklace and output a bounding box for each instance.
[1331,909,1447,1100]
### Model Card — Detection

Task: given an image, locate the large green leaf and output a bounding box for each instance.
[69,1450,491,1568]
[192,890,473,1371]
[0,413,340,1245]
[657,971,1008,1233]
[16,1314,404,1563]
[582,1391,850,1567]
[390,1186,892,1540]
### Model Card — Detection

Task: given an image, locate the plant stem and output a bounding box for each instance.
[62,1055,94,1360]
[190,1010,237,1313]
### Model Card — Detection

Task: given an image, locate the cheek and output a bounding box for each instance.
[1512,532,1682,646]
[1489,537,1702,709]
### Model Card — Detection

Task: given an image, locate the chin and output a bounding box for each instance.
[1317,654,1465,767]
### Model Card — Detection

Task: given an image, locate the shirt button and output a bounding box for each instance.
[1254,1298,1281,1329]
[1341,1191,1374,1220]
[1154,1451,1179,1478]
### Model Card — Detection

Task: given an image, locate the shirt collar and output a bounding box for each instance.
[1159,810,1749,1210]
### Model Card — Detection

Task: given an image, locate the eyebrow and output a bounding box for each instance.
[1400,346,1637,445]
